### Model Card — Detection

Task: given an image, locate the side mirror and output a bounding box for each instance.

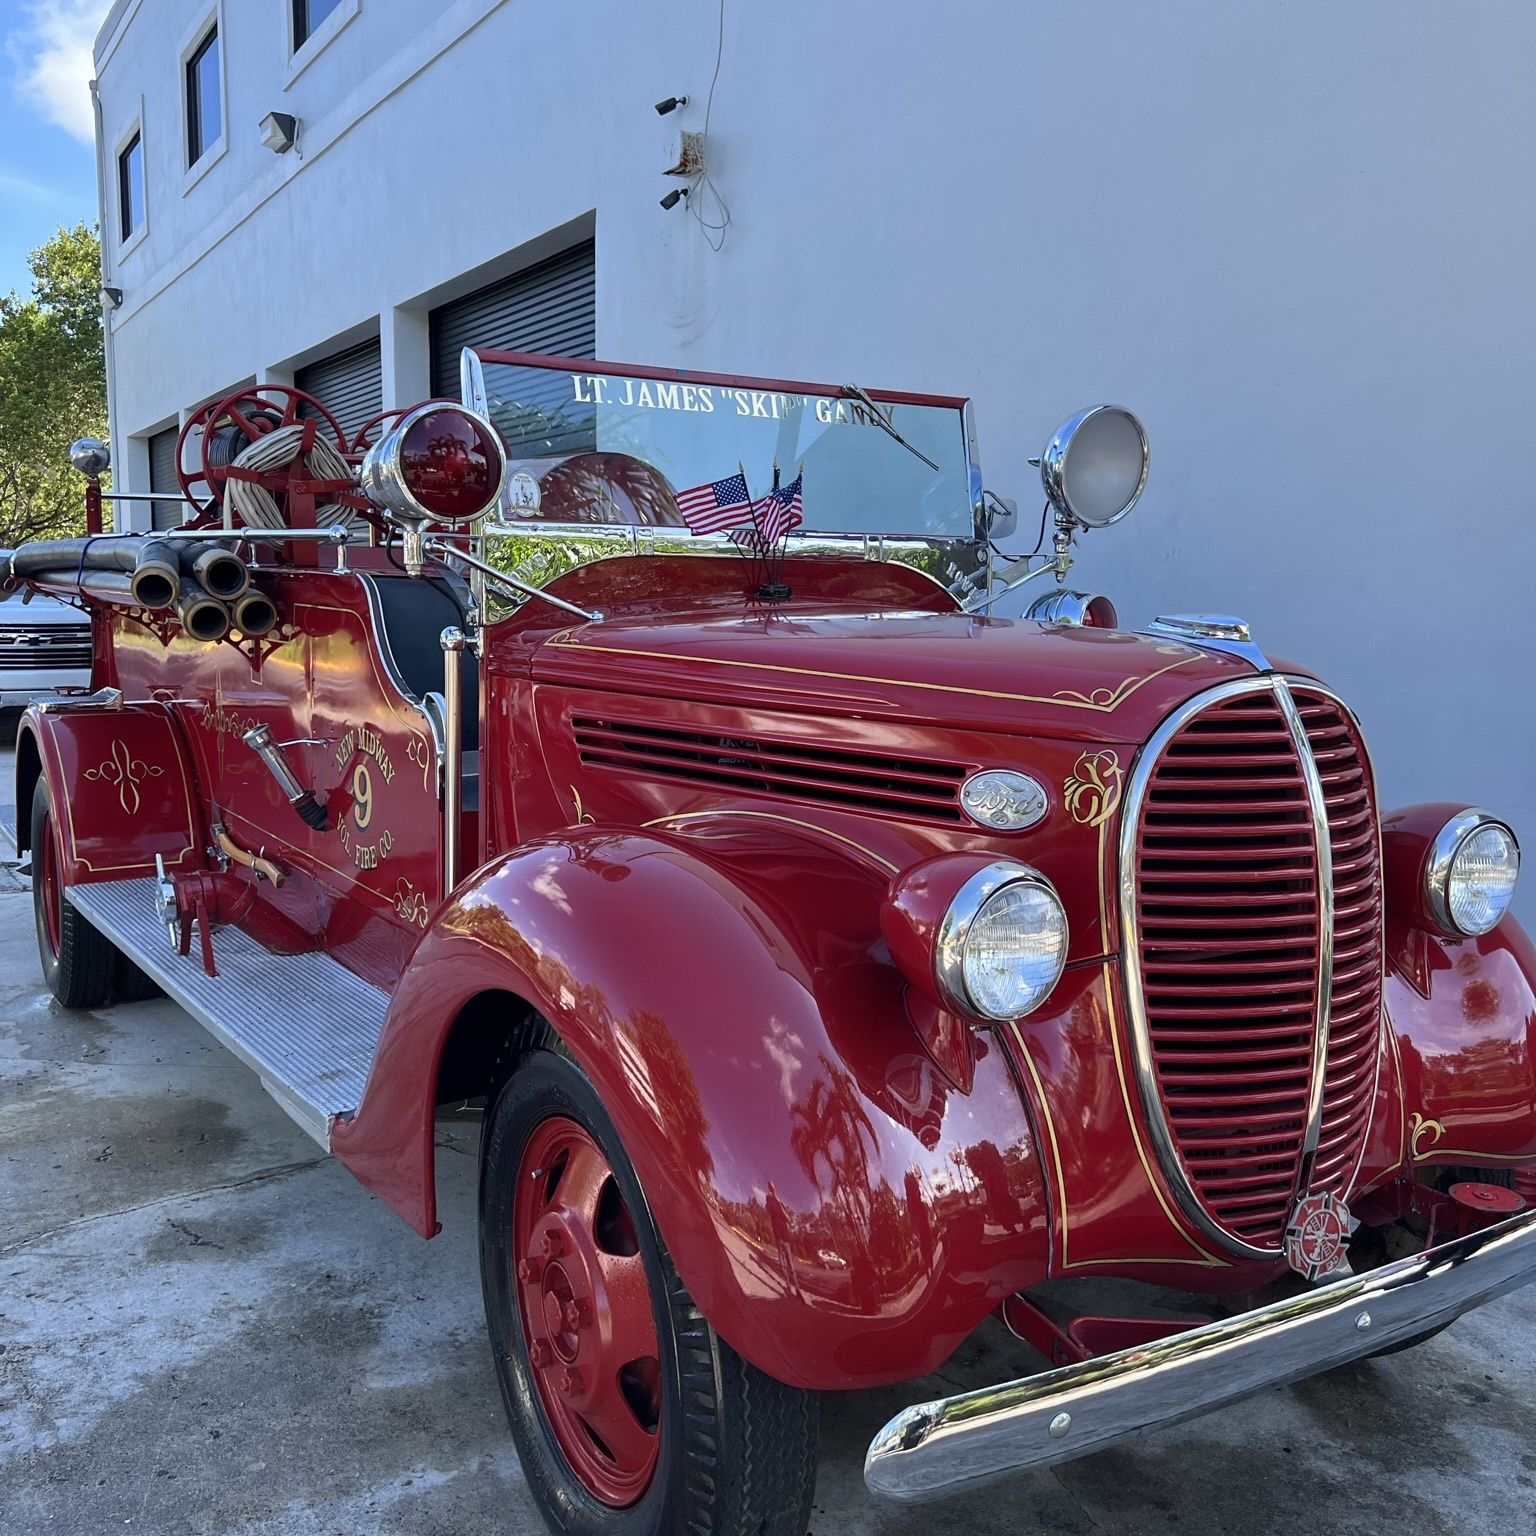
[1039,406,1148,529]
[69,438,111,478]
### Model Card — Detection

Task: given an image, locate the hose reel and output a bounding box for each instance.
[176,385,372,530]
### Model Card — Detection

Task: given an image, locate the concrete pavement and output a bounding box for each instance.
[1,856,1533,1532]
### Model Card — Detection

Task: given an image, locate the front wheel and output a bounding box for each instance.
[480,1049,819,1535]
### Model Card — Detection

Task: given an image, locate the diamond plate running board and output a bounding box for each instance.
[67,876,389,1148]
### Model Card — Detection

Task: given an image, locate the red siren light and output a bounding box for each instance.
[361,403,507,526]
[1024,590,1119,629]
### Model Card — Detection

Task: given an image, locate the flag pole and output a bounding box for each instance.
[738,460,767,592]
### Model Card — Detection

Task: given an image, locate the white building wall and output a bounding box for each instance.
[95,0,1536,921]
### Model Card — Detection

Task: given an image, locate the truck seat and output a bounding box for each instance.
[361,572,480,755]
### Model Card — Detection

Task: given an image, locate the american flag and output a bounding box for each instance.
[758,469,804,544]
[677,472,753,535]
[734,469,804,550]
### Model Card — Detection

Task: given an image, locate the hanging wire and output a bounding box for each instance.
[689,0,733,252]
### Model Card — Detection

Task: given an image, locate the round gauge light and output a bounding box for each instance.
[936,863,1068,1021]
[1441,820,1520,936]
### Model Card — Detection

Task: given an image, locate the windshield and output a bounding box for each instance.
[473,354,979,541]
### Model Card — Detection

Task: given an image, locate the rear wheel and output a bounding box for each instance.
[480,1049,819,1535]
[31,778,115,1009]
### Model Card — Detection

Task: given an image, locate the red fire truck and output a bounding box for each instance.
[8,353,1534,1535]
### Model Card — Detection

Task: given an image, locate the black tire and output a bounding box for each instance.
[31,778,115,1009]
[1367,1320,1454,1360]
[480,1049,819,1536]
[113,951,163,1003]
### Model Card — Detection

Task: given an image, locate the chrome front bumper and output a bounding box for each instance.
[866,1208,1536,1502]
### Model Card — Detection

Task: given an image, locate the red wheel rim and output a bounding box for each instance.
[38,810,61,959]
[512,1117,661,1506]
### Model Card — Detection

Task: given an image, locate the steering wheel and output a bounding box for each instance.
[176,385,351,521]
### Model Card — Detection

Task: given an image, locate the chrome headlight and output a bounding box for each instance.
[1426,810,1520,937]
[936,862,1068,1021]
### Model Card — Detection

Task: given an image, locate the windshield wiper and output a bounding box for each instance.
[841,383,941,472]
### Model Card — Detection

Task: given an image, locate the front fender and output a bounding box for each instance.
[332,826,1050,1390]
[1352,804,1536,1187]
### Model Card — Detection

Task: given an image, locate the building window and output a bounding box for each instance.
[118,132,144,241]
[186,24,221,166]
[293,0,343,50]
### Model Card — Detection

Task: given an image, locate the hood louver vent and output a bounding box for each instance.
[572,716,968,822]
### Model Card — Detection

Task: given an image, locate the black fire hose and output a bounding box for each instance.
[180,543,250,600]
[6,535,253,608]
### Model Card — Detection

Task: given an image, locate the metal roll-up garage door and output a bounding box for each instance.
[429,241,595,399]
[148,427,182,531]
[296,337,384,449]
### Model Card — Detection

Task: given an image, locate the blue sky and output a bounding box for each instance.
[0,0,109,301]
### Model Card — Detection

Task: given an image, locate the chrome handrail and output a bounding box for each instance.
[440,627,465,893]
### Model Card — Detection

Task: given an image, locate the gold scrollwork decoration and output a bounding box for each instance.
[406,734,433,793]
[570,785,596,826]
[1409,1112,1446,1162]
[84,739,165,817]
[393,878,431,929]
[1064,750,1123,828]
[1052,677,1145,710]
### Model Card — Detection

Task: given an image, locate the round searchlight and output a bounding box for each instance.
[361,402,506,526]
[69,437,111,478]
[1040,405,1149,529]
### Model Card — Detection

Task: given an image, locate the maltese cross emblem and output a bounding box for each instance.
[1285,1190,1351,1281]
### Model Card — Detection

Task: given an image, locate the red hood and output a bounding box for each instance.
[531,611,1257,745]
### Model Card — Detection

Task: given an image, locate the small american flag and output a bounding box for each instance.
[677,472,753,535]
[759,469,803,544]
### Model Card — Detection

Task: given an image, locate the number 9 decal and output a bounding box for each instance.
[352,764,374,830]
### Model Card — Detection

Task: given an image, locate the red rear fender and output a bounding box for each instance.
[17,702,203,881]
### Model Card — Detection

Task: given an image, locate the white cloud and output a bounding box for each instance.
[11,1,113,145]
[0,168,67,200]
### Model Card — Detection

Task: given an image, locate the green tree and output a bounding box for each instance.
[0,223,107,548]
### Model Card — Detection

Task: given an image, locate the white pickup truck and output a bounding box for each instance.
[0,591,92,714]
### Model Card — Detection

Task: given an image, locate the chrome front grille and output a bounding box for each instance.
[1120,677,1383,1257]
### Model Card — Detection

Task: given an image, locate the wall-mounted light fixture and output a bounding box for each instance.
[259,111,299,154]
[102,286,124,309]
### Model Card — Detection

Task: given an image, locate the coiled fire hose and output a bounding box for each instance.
[223,424,356,532]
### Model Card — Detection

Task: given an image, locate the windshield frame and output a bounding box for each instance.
[466,347,986,546]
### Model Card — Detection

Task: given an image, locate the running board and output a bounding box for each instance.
[66,877,389,1149]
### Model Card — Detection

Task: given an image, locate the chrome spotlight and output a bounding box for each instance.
[1039,406,1148,529]
[69,438,111,478]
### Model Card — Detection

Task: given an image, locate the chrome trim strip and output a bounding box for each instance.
[1285,678,1389,1196]
[1118,676,1286,1259]
[865,1206,1536,1503]
[475,519,988,608]
[1273,675,1334,1193]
